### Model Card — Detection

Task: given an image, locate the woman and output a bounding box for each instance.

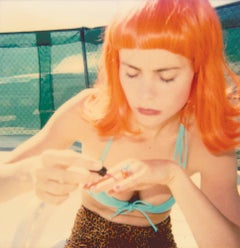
[3,0,240,247]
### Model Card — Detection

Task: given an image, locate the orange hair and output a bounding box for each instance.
[92,0,240,154]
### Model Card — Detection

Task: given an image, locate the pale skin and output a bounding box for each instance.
[1,49,240,247]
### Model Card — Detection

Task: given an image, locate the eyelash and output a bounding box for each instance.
[126,73,138,78]
[160,77,175,83]
[126,72,175,83]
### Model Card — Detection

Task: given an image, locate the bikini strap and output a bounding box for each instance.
[174,124,188,168]
[99,137,113,162]
[100,125,188,167]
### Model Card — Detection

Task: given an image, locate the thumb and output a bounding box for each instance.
[71,153,103,172]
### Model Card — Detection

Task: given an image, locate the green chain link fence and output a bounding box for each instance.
[0,26,104,135]
[0,2,239,163]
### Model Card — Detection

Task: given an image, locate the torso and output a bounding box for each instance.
[66,90,199,226]
[78,125,196,226]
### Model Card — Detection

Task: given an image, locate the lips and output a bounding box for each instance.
[137,107,161,116]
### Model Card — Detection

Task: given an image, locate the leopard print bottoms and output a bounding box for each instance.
[64,206,177,248]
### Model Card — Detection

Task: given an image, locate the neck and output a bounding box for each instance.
[136,115,181,141]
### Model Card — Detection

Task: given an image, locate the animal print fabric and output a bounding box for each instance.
[64,206,177,248]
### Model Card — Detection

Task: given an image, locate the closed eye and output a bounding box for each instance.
[126,72,139,78]
[160,77,175,83]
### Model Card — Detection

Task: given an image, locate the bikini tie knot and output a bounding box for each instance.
[110,200,159,232]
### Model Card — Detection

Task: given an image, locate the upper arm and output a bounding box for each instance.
[7,89,93,163]
[200,151,240,226]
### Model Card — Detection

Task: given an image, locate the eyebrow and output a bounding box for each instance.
[120,61,180,72]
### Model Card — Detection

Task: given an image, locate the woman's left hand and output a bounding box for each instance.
[85,158,181,194]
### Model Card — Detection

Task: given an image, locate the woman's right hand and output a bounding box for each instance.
[35,149,102,205]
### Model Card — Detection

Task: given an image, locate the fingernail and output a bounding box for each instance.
[114,185,121,191]
[83,183,89,189]
[106,173,118,181]
[90,186,96,191]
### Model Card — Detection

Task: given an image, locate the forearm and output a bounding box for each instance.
[0,156,39,201]
[169,168,240,248]
[0,174,33,202]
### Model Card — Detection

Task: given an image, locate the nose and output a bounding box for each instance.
[139,76,157,100]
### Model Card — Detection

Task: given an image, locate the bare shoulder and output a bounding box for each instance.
[44,88,98,142]
[20,88,100,151]
[188,123,240,225]
[6,88,100,163]
[187,123,237,176]
[52,88,98,116]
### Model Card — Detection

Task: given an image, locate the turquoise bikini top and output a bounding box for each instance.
[89,124,188,231]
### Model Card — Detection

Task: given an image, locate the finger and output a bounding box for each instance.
[35,188,69,205]
[41,149,81,168]
[71,159,103,173]
[87,161,136,191]
[87,173,118,192]
[97,163,144,193]
[41,149,102,171]
[36,167,90,185]
[35,180,78,196]
[104,160,132,174]
[109,172,142,193]
[83,172,102,188]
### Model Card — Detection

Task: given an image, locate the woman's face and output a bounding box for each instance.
[119,49,194,129]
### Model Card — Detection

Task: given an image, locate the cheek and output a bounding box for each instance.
[175,72,194,104]
[167,82,192,111]
[119,79,136,103]
[119,82,133,108]
[123,87,136,107]
[119,80,128,97]
[180,84,192,100]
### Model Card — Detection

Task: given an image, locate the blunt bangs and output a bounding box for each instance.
[110,0,200,61]
[96,0,240,152]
